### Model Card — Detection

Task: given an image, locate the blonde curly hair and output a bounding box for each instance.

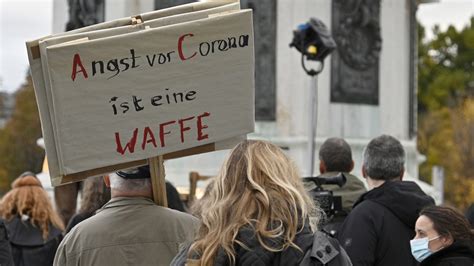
[188,140,316,265]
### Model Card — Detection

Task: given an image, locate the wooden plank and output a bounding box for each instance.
[149,156,168,206]
[31,45,40,59]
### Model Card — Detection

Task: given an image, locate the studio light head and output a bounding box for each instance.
[290,18,336,62]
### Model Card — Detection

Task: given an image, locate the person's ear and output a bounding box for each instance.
[103,175,111,188]
[362,165,367,179]
[319,161,326,174]
[399,167,405,181]
[349,160,354,172]
[440,234,454,247]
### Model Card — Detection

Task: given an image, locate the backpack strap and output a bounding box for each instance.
[299,231,353,266]
[311,231,340,264]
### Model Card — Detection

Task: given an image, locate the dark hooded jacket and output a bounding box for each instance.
[0,219,13,266]
[337,180,435,266]
[5,216,63,266]
[420,240,474,266]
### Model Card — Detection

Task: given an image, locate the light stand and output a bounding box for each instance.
[302,57,324,176]
[290,18,336,177]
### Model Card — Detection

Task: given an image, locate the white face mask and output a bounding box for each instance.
[410,236,441,262]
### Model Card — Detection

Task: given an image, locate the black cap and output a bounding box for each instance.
[116,165,150,179]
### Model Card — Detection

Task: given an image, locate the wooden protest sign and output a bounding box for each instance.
[26,2,254,191]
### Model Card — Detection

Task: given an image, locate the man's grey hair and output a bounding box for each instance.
[363,135,405,180]
[108,172,151,193]
[319,137,353,172]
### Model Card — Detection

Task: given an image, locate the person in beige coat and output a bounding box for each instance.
[53,165,199,266]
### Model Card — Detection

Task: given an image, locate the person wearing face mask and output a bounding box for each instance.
[411,206,474,265]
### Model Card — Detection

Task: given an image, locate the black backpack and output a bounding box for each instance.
[299,231,352,266]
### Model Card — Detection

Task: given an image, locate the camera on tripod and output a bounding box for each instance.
[302,173,347,217]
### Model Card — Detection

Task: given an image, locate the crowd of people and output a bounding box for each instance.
[0,135,472,265]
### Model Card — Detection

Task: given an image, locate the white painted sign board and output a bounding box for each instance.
[26,2,254,186]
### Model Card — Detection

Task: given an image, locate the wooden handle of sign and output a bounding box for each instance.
[148,156,168,207]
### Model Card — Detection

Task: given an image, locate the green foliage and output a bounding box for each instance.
[418,18,474,112]
[418,18,474,210]
[0,75,44,194]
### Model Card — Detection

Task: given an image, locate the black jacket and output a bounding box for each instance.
[5,216,63,266]
[171,223,351,266]
[337,180,435,266]
[0,219,13,266]
[420,240,474,266]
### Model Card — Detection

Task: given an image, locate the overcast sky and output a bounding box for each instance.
[0,0,473,93]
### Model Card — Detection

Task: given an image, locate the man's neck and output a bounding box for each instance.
[367,178,386,190]
[366,177,402,190]
[111,190,152,199]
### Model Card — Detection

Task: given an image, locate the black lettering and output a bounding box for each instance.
[228,37,237,48]
[185,91,196,101]
[151,95,162,106]
[239,35,249,47]
[107,59,120,79]
[173,92,184,103]
[146,54,156,66]
[167,51,175,62]
[92,61,104,76]
[165,88,171,104]
[120,102,130,114]
[158,53,168,64]
[130,49,141,68]
[132,96,144,111]
[218,40,229,51]
[211,40,219,53]
[199,42,210,56]
[120,58,130,72]
[109,96,118,115]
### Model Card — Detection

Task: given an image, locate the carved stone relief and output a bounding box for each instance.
[66,0,105,31]
[331,0,382,105]
[155,0,195,10]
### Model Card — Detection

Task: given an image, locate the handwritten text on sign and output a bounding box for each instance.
[69,33,249,156]
[45,10,255,175]
[70,34,249,81]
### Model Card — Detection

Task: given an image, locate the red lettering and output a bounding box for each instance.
[115,128,138,155]
[141,126,157,150]
[159,120,176,147]
[71,53,88,81]
[197,112,210,141]
[178,116,195,143]
[178,33,197,61]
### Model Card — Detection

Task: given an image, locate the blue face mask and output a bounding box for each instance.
[410,236,440,262]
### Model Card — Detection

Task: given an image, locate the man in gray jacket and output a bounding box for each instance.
[318,137,367,213]
[54,165,199,266]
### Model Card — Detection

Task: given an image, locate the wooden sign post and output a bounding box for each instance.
[148,156,168,206]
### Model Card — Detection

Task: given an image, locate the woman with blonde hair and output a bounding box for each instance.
[172,140,350,266]
[0,172,64,266]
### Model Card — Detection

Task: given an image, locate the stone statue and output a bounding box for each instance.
[331,0,382,105]
[66,0,105,31]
